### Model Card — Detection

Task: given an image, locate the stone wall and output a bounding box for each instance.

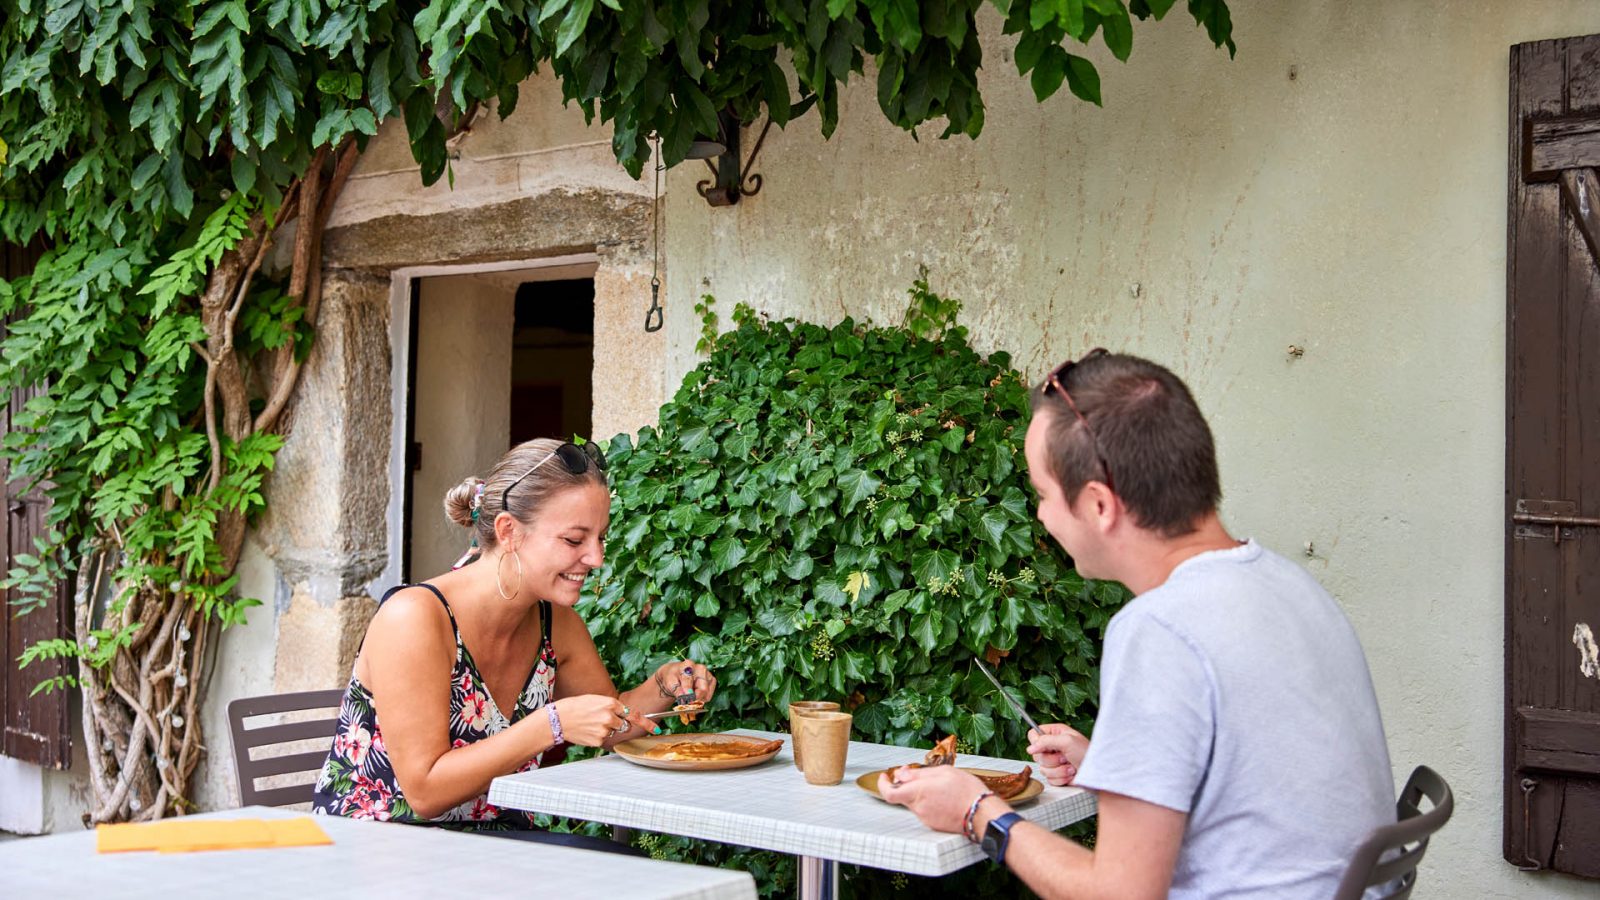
[185,85,662,812]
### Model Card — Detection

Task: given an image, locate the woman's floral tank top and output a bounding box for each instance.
[310,583,557,828]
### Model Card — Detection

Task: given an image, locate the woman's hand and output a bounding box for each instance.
[650,658,718,707]
[554,695,654,747]
[1026,723,1090,786]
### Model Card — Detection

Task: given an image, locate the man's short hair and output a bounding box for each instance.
[1030,352,1221,537]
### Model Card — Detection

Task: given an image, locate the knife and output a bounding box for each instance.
[644,703,707,721]
[973,657,1042,733]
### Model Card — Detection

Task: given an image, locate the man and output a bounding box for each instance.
[880,350,1395,899]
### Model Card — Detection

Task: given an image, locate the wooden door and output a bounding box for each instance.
[0,241,72,769]
[1506,33,1600,877]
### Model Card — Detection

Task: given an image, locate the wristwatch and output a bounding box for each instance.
[980,811,1025,864]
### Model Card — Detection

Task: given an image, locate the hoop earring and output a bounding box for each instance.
[496,549,523,601]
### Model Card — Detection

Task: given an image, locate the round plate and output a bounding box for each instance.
[855,767,1045,806]
[612,733,784,771]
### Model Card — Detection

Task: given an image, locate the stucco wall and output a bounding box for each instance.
[650,2,1599,896]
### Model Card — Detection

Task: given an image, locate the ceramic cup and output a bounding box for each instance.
[795,711,852,786]
[788,700,841,770]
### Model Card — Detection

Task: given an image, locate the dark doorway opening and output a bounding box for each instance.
[510,278,594,445]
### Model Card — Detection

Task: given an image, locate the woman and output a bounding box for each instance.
[311,438,716,840]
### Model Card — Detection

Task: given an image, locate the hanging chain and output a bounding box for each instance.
[645,133,664,333]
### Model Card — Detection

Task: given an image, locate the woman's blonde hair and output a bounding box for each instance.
[444,438,608,552]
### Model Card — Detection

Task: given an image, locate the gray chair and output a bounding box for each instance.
[1332,765,1454,900]
[226,689,345,808]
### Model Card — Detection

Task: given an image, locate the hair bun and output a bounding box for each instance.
[444,477,486,529]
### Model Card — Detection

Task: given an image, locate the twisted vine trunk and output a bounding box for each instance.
[74,140,360,824]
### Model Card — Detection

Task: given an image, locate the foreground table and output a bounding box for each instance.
[489,728,1097,899]
[0,805,756,900]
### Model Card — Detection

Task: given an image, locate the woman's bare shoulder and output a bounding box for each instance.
[365,586,455,651]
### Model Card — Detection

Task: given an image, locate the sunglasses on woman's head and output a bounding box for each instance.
[500,441,608,511]
[1042,348,1115,493]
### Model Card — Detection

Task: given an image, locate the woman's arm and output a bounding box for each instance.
[550,605,716,749]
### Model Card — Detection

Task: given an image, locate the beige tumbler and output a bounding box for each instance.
[795,711,852,785]
[788,701,841,770]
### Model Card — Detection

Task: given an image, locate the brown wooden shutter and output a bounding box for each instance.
[0,241,72,769]
[1506,33,1600,877]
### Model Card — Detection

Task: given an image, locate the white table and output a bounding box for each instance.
[0,805,756,900]
[488,728,1097,899]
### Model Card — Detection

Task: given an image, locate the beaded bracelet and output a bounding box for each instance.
[962,790,996,843]
[546,702,565,746]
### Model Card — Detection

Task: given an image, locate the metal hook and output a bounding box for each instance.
[644,278,663,333]
[1517,777,1543,871]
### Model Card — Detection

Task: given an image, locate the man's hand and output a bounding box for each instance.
[1027,724,1089,787]
[877,764,993,834]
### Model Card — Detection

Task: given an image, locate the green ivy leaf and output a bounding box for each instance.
[912,548,960,589]
[836,468,880,513]
[783,553,814,580]
[910,611,940,653]
[710,535,747,573]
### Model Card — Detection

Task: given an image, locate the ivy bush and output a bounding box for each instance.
[583,282,1129,896]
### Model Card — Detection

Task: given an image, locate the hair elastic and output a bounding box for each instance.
[453,481,488,570]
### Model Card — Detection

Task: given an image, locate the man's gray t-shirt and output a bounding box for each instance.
[1073,540,1394,898]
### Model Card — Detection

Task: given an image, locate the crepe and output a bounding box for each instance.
[976,766,1035,800]
[644,737,783,761]
[895,734,1034,799]
[672,700,705,725]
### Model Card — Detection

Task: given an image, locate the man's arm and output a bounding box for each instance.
[981,789,1185,900]
[879,767,1186,900]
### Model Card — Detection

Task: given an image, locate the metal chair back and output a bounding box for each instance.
[225,689,345,808]
[1332,765,1454,900]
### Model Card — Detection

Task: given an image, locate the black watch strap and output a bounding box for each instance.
[981,811,1025,864]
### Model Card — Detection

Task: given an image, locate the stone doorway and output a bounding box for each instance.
[402,257,599,581]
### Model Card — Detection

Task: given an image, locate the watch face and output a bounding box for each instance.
[980,829,1003,861]
[981,822,1005,861]
[982,812,1021,863]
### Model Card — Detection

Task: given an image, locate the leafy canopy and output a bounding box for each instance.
[3,0,1237,243]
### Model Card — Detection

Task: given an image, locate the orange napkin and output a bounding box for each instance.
[96,817,332,854]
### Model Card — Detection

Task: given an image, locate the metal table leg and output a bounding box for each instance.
[797,856,839,900]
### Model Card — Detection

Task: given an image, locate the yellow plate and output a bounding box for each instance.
[612,733,784,771]
[855,767,1045,806]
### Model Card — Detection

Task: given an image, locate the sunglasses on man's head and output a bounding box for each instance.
[1042,348,1115,492]
[501,441,608,511]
